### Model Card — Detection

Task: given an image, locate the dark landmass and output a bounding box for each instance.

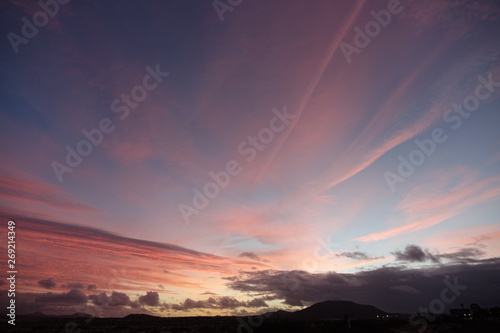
[14,311,98,319]
[272,300,388,320]
[2,300,500,332]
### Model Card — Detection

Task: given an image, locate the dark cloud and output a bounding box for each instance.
[38,278,56,289]
[338,251,369,260]
[89,292,109,306]
[3,290,158,318]
[88,290,160,309]
[389,285,421,294]
[130,300,141,308]
[172,298,207,310]
[247,298,268,307]
[0,292,88,316]
[337,251,382,261]
[139,291,160,306]
[218,296,247,308]
[239,252,268,263]
[5,289,163,317]
[170,296,267,311]
[109,291,131,306]
[392,245,428,262]
[226,259,500,313]
[392,244,486,264]
[87,284,97,291]
[284,298,303,306]
[36,289,87,304]
[466,235,491,247]
[437,247,485,262]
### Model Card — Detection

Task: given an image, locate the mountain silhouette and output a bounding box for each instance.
[123,313,162,321]
[267,300,388,320]
[17,300,387,321]
[18,312,96,319]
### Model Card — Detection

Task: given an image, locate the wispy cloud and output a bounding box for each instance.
[356,168,500,242]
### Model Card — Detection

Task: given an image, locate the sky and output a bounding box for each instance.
[1,0,500,318]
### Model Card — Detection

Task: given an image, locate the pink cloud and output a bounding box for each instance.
[355,168,500,242]
[0,215,268,299]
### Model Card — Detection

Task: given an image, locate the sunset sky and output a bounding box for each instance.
[1,0,500,318]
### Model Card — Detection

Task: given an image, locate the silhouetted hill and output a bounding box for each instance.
[123,313,161,321]
[70,312,96,318]
[267,300,388,320]
[18,312,96,319]
[18,311,48,318]
[6,303,500,333]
